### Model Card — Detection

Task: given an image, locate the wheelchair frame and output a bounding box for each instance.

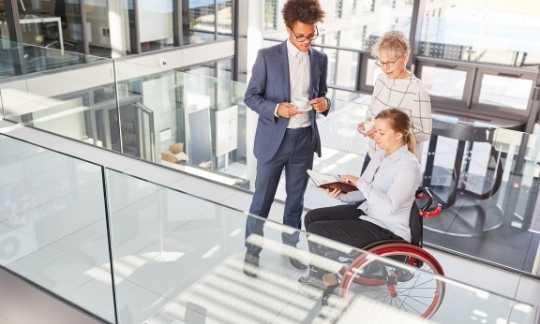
[338,187,445,319]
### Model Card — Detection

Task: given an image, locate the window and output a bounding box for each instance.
[419,0,540,66]
[334,50,359,89]
[263,0,414,52]
[138,0,174,52]
[421,66,468,101]
[217,0,233,40]
[365,58,379,87]
[5,0,87,54]
[264,0,278,30]
[478,74,533,110]
[185,0,217,44]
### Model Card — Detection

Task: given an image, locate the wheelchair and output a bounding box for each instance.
[334,187,444,319]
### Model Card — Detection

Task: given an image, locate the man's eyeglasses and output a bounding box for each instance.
[290,26,319,43]
[375,57,401,68]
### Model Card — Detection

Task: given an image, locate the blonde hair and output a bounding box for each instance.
[373,31,410,60]
[375,108,416,155]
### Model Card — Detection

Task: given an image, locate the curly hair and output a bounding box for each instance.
[373,31,410,59]
[282,0,325,29]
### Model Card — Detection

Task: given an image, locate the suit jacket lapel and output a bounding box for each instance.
[309,49,318,100]
[308,50,319,125]
[281,42,291,102]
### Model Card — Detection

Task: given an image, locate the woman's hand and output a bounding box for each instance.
[356,122,367,135]
[339,175,359,185]
[326,187,342,198]
[357,122,376,139]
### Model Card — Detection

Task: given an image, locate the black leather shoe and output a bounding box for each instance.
[289,257,307,270]
[243,252,259,278]
[396,269,415,282]
[298,275,325,289]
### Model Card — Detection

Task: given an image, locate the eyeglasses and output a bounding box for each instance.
[290,26,319,43]
[375,57,401,68]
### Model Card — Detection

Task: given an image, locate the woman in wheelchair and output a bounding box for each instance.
[300,108,421,286]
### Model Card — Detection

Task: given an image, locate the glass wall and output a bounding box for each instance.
[183,0,233,44]
[216,0,233,39]
[0,0,233,58]
[262,0,540,126]
[419,0,540,66]
[264,0,414,51]
[0,0,11,39]
[262,0,415,90]
[0,0,85,53]
[2,0,113,56]
[138,0,174,52]
[0,134,115,322]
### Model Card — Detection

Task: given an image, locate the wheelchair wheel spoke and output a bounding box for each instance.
[400,299,424,315]
[345,244,446,319]
[404,295,437,299]
[404,278,435,289]
[397,286,437,290]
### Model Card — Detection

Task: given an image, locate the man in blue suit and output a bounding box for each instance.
[244,0,330,277]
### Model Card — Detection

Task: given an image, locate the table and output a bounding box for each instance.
[422,113,525,237]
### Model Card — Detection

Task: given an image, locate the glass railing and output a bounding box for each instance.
[0,132,115,322]
[0,129,536,324]
[0,38,106,79]
[0,55,121,150]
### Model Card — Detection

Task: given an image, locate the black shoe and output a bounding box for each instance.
[243,252,259,278]
[396,269,415,282]
[298,275,326,289]
[289,257,307,270]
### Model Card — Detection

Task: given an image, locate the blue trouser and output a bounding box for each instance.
[245,127,314,256]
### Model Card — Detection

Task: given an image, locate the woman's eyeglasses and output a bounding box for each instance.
[375,57,401,68]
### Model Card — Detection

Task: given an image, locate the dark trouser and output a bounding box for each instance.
[246,127,314,256]
[305,204,404,275]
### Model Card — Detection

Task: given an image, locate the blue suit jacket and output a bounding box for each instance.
[245,41,330,163]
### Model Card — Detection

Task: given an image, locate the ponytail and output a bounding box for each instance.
[375,108,416,154]
[405,131,416,155]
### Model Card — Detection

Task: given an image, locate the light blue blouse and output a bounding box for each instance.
[339,145,421,242]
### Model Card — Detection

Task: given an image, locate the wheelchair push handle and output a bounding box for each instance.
[415,187,442,218]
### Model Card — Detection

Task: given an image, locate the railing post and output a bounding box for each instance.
[100,166,120,324]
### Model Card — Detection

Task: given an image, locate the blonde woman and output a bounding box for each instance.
[359,31,431,159]
[299,109,421,286]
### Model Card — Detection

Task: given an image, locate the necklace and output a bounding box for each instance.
[388,76,413,109]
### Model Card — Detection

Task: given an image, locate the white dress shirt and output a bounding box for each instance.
[274,40,311,128]
[339,145,421,242]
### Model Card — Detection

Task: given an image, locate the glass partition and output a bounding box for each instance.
[104,167,537,324]
[0,38,105,78]
[0,122,537,323]
[0,133,115,322]
[112,59,250,188]
[1,56,121,152]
